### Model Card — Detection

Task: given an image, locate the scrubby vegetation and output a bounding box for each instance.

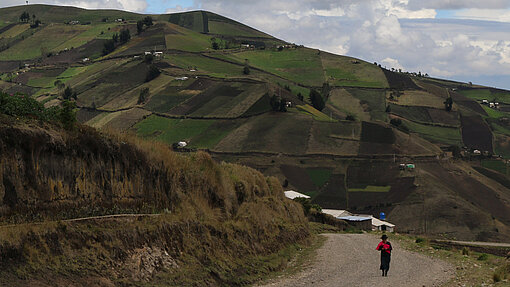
[0,112,311,285]
[0,91,76,129]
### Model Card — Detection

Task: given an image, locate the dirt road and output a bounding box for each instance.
[261,233,454,287]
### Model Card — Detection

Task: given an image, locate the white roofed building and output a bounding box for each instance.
[284,190,310,200]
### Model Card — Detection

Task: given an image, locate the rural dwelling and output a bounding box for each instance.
[323,209,396,232]
[336,215,373,230]
[284,190,310,200]
[178,142,187,148]
[322,209,352,218]
[372,217,395,232]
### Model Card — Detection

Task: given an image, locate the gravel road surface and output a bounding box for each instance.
[260,233,454,287]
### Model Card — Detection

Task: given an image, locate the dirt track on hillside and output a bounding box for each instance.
[260,234,454,287]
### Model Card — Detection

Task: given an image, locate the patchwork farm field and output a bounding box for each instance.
[0,23,30,38]
[402,118,462,146]
[215,113,313,154]
[135,115,217,147]
[321,52,388,88]
[461,116,493,152]
[306,120,360,155]
[233,48,325,86]
[0,24,87,60]
[346,89,387,121]
[313,174,347,209]
[459,88,510,104]
[280,165,317,193]
[165,27,211,52]
[390,90,446,109]
[296,104,335,122]
[327,89,370,121]
[168,54,247,78]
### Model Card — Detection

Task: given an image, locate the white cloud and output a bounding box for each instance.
[453,9,510,22]
[407,0,510,10]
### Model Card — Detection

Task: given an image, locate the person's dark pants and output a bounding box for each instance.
[380,253,391,276]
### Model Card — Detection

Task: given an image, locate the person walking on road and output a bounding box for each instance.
[376,234,392,277]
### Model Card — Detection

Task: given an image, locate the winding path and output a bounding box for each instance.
[260,233,454,287]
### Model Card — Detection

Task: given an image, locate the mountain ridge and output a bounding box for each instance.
[1,4,510,243]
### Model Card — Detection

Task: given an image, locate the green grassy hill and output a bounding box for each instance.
[2,4,510,242]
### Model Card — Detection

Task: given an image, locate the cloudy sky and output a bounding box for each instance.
[2,0,510,89]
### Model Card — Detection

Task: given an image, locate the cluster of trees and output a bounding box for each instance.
[308,83,331,111]
[0,92,76,130]
[210,37,238,50]
[269,93,288,112]
[102,29,131,55]
[54,80,77,101]
[19,11,41,28]
[137,16,153,34]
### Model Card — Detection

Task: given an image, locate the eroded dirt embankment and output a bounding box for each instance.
[0,118,311,286]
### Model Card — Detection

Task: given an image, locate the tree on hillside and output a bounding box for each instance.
[269,94,287,112]
[309,89,325,111]
[138,88,149,104]
[137,20,144,34]
[444,97,453,112]
[270,95,280,112]
[145,65,160,82]
[30,19,41,28]
[102,39,115,55]
[59,100,77,130]
[321,82,331,100]
[143,16,153,27]
[63,86,77,101]
[297,92,303,101]
[137,16,154,34]
[119,29,131,44]
[112,33,119,43]
[144,53,154,64]
[243,66,250,75]
[19,11,30,22]
[54,80,65,92]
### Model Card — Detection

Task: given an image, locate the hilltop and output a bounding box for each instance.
[1,4,510,242]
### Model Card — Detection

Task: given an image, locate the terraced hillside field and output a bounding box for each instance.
[2,4,510,243]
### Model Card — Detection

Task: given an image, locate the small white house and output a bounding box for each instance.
[490,103,495,108]
[175,77,189,81]
[284,190,310,200]
[82,57,90,62]
[482,100,489,104]
[372,217,395,232]
[144,51,152,56]
[178,141,187,148]
[473,150,482,155]
[154,52,163,57]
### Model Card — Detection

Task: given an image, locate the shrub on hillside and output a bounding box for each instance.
[0,92,76,129]
[145,65,161,82]
[309,89,325,111]
[390,118,402,127]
